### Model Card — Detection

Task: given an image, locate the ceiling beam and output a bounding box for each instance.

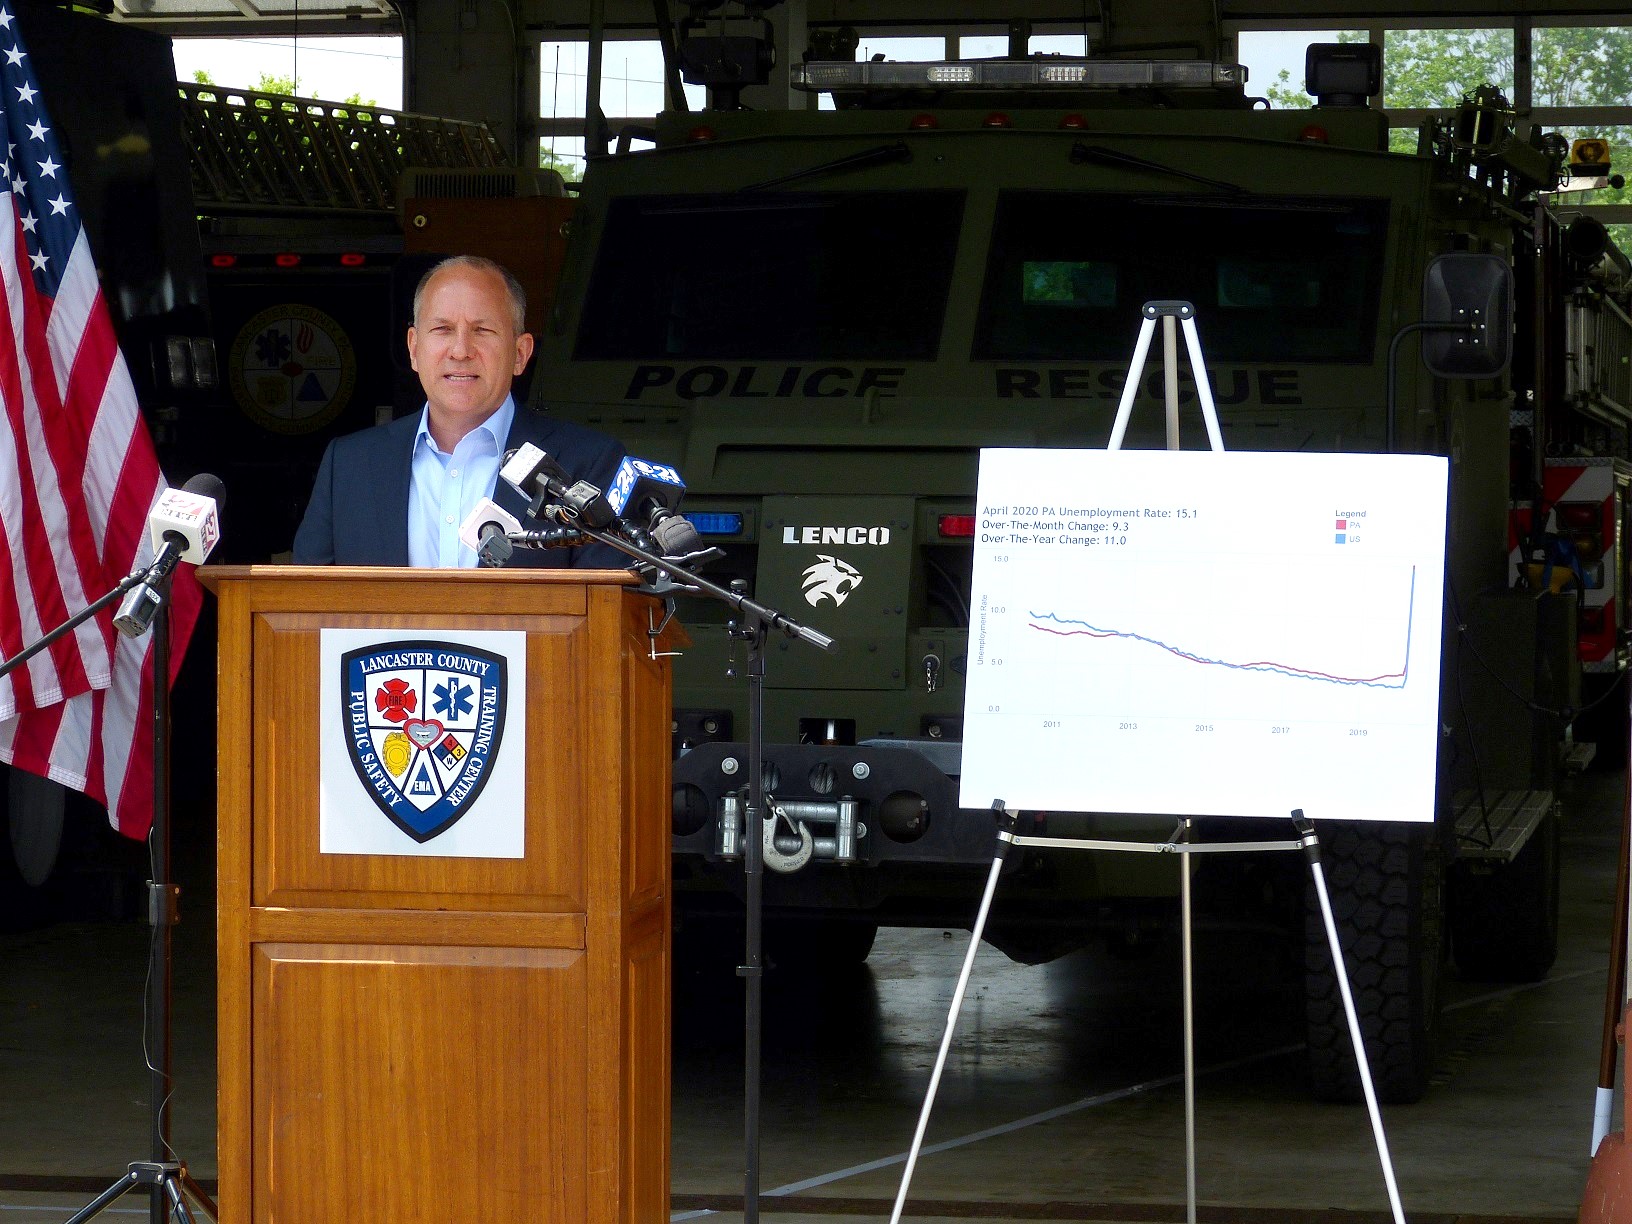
[101,0,1629,46]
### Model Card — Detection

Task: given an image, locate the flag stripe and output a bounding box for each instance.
[0,406,41,709]
[44,227,94,397]
[2,685,63,770]
[18,221,107,580]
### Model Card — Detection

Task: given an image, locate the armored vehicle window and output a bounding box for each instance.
[574,191,964,361]
[974,194,1389,364]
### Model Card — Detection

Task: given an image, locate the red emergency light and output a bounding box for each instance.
[1557,503,1600,531]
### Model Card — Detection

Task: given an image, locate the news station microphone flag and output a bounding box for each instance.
[0,6,201,839]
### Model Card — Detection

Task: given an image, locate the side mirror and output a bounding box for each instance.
[1421,252,1513,377]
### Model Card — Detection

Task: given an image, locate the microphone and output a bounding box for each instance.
[145,473,224,565]
[507,522,590,549]
[500,443,616,530]
[457,497,523,567]
[605,456,702,555]
[114,473,224,638]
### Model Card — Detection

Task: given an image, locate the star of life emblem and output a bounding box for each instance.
[341,640,507,843]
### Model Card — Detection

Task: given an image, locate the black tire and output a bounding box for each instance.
[1304,822,1445,1105]
[766,917,879,970]
[1576,674,1629,770]
[1449,808,1560,982]
[674,914,879,974]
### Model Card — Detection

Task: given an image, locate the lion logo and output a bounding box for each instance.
[801,555,863,607]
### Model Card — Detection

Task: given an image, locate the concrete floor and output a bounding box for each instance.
[0,771,1620,1222]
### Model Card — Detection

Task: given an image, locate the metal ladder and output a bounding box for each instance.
[178,81,509,215]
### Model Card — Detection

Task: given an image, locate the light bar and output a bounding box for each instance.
[794,59,1244,93]
[683,511,745,536]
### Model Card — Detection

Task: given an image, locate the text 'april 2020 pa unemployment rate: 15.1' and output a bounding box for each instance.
[976,502,1200,549]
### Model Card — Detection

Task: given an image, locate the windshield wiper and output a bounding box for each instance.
[741,141,912,192]
[1069,141,1246,195]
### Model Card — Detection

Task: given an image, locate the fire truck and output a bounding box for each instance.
[525,16,1632,1104]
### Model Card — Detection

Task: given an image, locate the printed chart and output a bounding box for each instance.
[959,449,1448,822]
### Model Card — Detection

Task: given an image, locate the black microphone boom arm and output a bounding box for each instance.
[552,513,836,654]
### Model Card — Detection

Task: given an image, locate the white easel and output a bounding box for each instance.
[888,302,1409,1224]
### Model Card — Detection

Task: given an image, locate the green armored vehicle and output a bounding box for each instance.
[530,15,1631,1103]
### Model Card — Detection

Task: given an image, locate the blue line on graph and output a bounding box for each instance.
[1028,566,1415,689]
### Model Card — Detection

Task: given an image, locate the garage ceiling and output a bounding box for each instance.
[107,0,398,37]
[102,0,1632,37]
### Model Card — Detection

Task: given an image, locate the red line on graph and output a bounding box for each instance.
[1028,621,1407,687]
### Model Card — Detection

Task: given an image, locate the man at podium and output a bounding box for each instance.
[292,254,627,569]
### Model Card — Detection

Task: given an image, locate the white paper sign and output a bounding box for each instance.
[959,449,1448,822]
[319,628,528,857]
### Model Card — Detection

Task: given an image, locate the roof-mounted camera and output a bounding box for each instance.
[678,0,781,111]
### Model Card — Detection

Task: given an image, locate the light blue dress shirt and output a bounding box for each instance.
[407,396,516,568]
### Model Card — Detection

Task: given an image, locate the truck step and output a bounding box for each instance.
[1453,789,1556,863]
[1564,741,1599,774]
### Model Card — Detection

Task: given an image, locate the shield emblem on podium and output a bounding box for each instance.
[340,640,508,843]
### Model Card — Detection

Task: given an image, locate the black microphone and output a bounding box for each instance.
[457,497,521,567]
[604,456,702,555]
[499,443,616,530]
[114,473,224,638]
[477,522,513,566]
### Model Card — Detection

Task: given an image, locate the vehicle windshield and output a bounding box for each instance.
[974,193,1390,364]
[574,190,965,361]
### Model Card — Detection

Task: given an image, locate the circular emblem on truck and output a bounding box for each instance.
[229,304,357,435]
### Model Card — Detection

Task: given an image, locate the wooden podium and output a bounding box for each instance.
[199,566,675,1224]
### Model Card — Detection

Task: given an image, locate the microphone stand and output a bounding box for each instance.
[0,568,160,682]
[509,512,833,1224]
[0,562,216,1224]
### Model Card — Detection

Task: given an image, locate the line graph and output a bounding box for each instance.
[1026,566,1416,690]
[959,448,1448,822]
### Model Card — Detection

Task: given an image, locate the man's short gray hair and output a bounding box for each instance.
[412,254,528,334]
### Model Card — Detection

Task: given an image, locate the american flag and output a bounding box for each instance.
[0,5,201,839]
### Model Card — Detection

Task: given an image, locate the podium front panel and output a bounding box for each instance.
[251,611,592,914]
[252,943,589,1224]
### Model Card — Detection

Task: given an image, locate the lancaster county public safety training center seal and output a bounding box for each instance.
[342,640,508,843]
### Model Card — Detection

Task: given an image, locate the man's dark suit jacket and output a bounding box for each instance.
[291,407,629,569]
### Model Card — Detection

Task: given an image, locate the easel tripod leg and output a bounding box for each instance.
[889,804,1019,1224]
[1294,811,1408,1224]
[1179,819,1197,1224]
